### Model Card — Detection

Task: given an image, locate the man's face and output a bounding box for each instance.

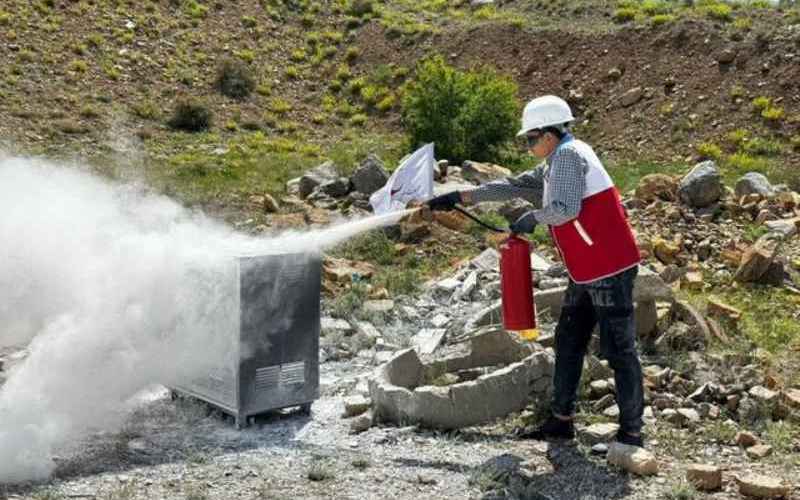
[525,130,557,158]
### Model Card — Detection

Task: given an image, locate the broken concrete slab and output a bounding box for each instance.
[412,329,446,355]
[343,396,371,417]
[369,331,554,429]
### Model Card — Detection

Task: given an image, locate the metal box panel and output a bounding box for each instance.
[172,252,320,426]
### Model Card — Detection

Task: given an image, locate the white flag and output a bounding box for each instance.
[369,143,435,215]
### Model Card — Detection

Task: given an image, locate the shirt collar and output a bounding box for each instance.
[546,133,574,165]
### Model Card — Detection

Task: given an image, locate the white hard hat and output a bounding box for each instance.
[517,95,574,137]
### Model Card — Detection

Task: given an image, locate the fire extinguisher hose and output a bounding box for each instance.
[453,206,508,233]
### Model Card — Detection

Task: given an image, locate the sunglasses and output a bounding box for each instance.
[523,132,545,148]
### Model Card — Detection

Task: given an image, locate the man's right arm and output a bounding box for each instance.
[461,164,545,207]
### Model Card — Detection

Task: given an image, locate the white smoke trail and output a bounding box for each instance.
[0,154,409,483]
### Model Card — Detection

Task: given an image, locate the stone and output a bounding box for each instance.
[591,443,609,455]
[716,47,737,64]
[734,235,780,283]
[735,172,774,198]
[299,161,338,198]
[470,248,500,272]
[351,154,389,196]
[434,278,462,300]
[677,408,701,424]
[735,474,790,498]
[350,413,372,433]
[706,298,742,321]
[323,257,376,283]
[653,238,681,265]
[319,177,350,198]
[749,385,778,404]
[322,317,353,334]
[686,464,722,491]
[343,396,371,417]
[764,218,799,238]
[381,349,424,388]
[606,443,658,476]
[662,408,686,426]
[682,271,704,290]
[589,380,613,399]
[678,161,723,209]
[782,388,800,409]
[412,329,446,355]
[746,444,773,459]
[603,405,620,418]
[263,193,279,213]
[364,300,395,314]
[736,431,760,447]
[430,313,450,328]
[620,87,644,107]
[455,271,478,301]
[593,394,617,412]
[635,174,678,202]
[579,423,619,445]
[461,161,511,185]
[355,322,381,342]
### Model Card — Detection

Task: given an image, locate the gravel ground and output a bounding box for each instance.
[1,354,799,500]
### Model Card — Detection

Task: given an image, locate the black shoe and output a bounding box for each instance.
[517,417,575,440]
[615,429,644,448]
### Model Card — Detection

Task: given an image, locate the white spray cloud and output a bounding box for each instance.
[0,154,408,483]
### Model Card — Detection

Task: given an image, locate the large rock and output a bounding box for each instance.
[619,87,644,107]
[351,154,389,196]
[461,161,511,185]
[678,161,723,208]
[300,161,338,198]
[606,442,658,476]
[735,172,774,198]
[635,174,678,202]
[320,177,350,198]
[735,474,791,498]
[686,464,722,491]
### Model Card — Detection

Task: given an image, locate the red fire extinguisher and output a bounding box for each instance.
[500,235,539,341]
[453,207,539,341]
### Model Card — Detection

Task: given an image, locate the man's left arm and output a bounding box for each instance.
[529,148,587,227]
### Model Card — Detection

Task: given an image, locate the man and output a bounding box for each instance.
[427,95,645,447]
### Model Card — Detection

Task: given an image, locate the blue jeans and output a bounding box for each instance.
[551,266,644,434]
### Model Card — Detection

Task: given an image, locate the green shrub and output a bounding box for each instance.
[761,106,784,122]
[704,3,733,22]
[641,0,671,15]
[235,49,256,63]
[402,56,518,164]
[269,98,292,115]
[742,137,782,156]
[376,94,395,113]
[335,64,352,81]
[651,14,676,25]
[724,152,770,174]
[345,47,360,62]
[0,11,12,25]
[285,66,300,79]
[290,48,307,62]
[791,135,800,150]
[68,59,88,73]
[241,15,257,28]
[734,16,752,30]
[696,142,722,160]
[347,76,366,95]
[350,113,368,127]
[725,128,748,146]
[131,99,160,120]
[214,58,255,100]
[167,98,212,132]
[751,96,771,111]
[347,0,374,17]
[613,8,638,22]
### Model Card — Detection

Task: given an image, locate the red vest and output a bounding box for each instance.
[545,141,640,284]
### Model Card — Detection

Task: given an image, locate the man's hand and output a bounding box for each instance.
[427,192,461,211]
[510,211,537,234]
